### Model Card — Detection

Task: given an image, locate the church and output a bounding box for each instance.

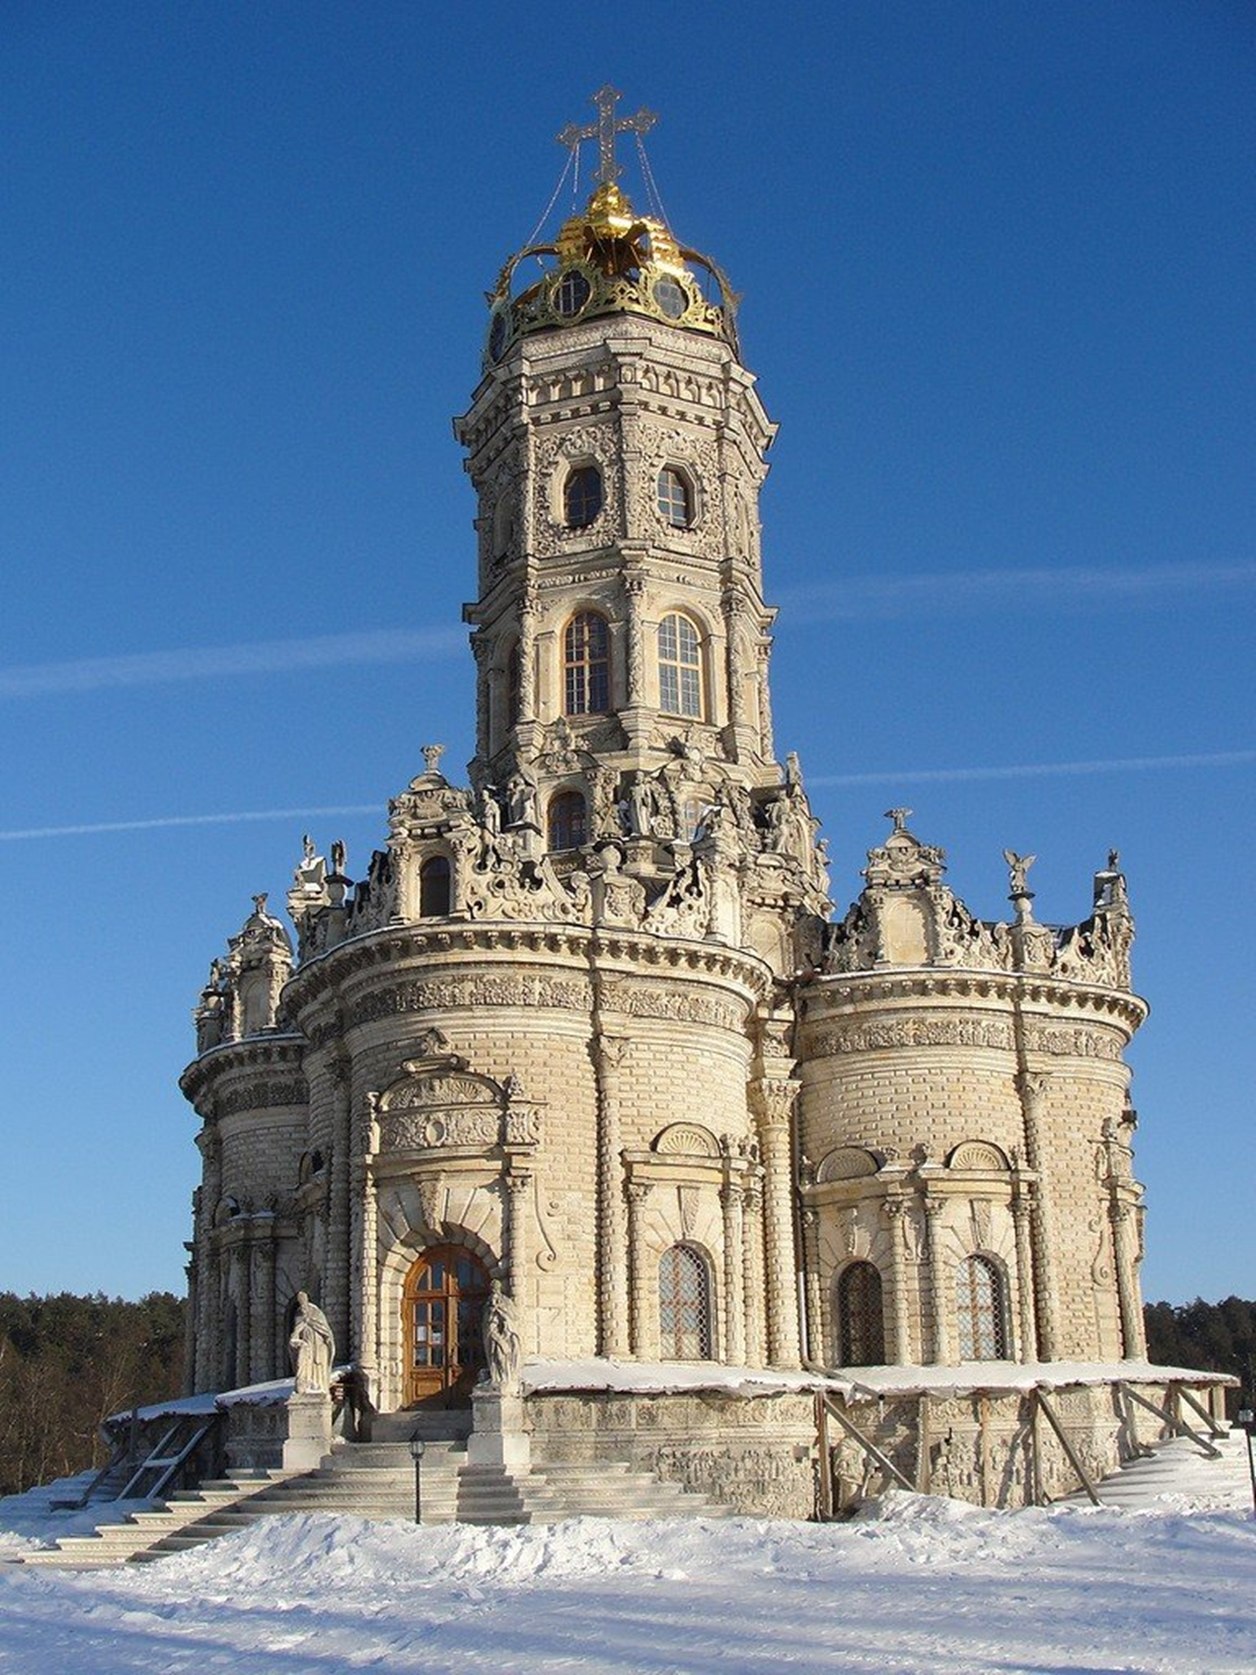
[178,91,1216,1514]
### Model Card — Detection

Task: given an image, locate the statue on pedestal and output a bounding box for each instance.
[482,1279,522,1392]
[289,1291,335,1394]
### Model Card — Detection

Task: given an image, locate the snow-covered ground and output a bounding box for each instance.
[0,1458,1252,1673]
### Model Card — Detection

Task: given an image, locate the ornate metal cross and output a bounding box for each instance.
[557,84,657,185]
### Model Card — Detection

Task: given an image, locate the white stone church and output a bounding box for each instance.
[176,93,1222,1515]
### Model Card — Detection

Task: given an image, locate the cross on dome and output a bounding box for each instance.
[556,84,657,186]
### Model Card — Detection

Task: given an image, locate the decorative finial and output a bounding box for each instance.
[1107,848,1121,871]
[251,891,269,918]
[557,85,657,186]
[885,808,912,834]
[421,743,445,776]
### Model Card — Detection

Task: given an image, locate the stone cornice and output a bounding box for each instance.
[180,1032,307,1116]
[796,967,1147,1036]
[285,918,773,1022]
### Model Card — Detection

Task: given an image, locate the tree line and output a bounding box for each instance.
[0,1289,1253,1498]
[1144,1295,1256,1402]
[0,1292,185,1498]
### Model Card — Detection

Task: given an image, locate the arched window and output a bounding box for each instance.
[836,1261,885,1367]
[419,855,451,917]
[658,613,703,718]
[564,465,602,529]
[658,1243,713,1360]
[956,1254,1009,1360]
[564,611,610,715]
[657,466,692,528]
[547,790,587,852]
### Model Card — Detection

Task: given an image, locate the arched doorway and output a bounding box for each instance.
[401,1245,491,1408]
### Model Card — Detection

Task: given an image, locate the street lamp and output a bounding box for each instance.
[408,1433,426,1525]
[1236,1408,1256,1521]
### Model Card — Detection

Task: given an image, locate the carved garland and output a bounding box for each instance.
[809,1016,1125,1061]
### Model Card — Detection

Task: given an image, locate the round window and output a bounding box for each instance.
[653,276,687,320]
[554,270,592,319]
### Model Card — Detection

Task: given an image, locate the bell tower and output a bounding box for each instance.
[455,88,786,870]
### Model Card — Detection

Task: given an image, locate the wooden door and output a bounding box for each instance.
[402,1245,490,1408]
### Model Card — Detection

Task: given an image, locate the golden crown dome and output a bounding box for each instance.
[482,92,738,366]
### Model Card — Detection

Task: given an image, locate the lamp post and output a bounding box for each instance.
[408,1433,426,1525]
[1236,1408,1256,1521]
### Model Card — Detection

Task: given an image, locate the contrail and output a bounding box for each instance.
[0,805,382,842]
[0,627,466,699]
[776,561,1256,623]
[809,749,1256,788]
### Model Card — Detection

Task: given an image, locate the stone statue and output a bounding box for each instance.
[1003,849,1036,896]
[289,1291,335,1395]
[482,1279,522,1391]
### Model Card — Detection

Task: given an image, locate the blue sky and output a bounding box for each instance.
[1,2,1252,1307]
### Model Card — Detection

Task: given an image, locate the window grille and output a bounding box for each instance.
[547,790,588,851]
[658,1243,713,1360]
[656,466,692,527]
[836,1261,885,1366]
[956,1254,1008,1360]
[564,612,610,714]
[564,465,602,529]
[658,613,702,718]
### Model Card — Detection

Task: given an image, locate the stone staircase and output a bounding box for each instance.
[14,1411,727,1568]
[1060,1429,1249,1510]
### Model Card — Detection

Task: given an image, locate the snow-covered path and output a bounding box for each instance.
[1,1494,1254,1675]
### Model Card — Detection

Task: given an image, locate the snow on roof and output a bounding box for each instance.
[521,1356,1235,1401]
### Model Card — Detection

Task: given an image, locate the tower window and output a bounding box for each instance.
[547,790,588,852]
[564,611,610,715]
[956,1254,1009,1361]
[554,269,592,319]
[658,613,702,718]
[564,465,603,529]
[835,1261,885,1367]
[419,855,452,917]
[657,467,692,528]
[659,1244,713,1360]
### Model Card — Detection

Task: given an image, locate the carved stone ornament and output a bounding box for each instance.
[652,1122,721,1157]
[815,1146,881,1183]
[947,1140,1011,1173]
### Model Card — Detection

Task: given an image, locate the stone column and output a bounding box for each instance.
[256,1220,277,1380]
[233,1239,251,1389]
[594,1038,630,1357]
[1011,1193,1038,1365]
[624,572,646,708]
[756,640,775,762]
[1016,1072,1059,1360]
[350,1094,379,1398]
[625,1182,653,1358]
[742,1178,765,1366]
[183,1255,198,1397]
[751,1079,802,1368]
[1110,1201,1145,1359]
[798,1207,824,1365]
[324,1054,352,1359]
[721,591,747,733]
[195,1128,222,1393]
[924,1198,951,1365]
[471,632,491,761]
[883,1197,912,1364]
[505,1171,530,1306]
[518,581,539,719]
[720,1183,747,1366]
